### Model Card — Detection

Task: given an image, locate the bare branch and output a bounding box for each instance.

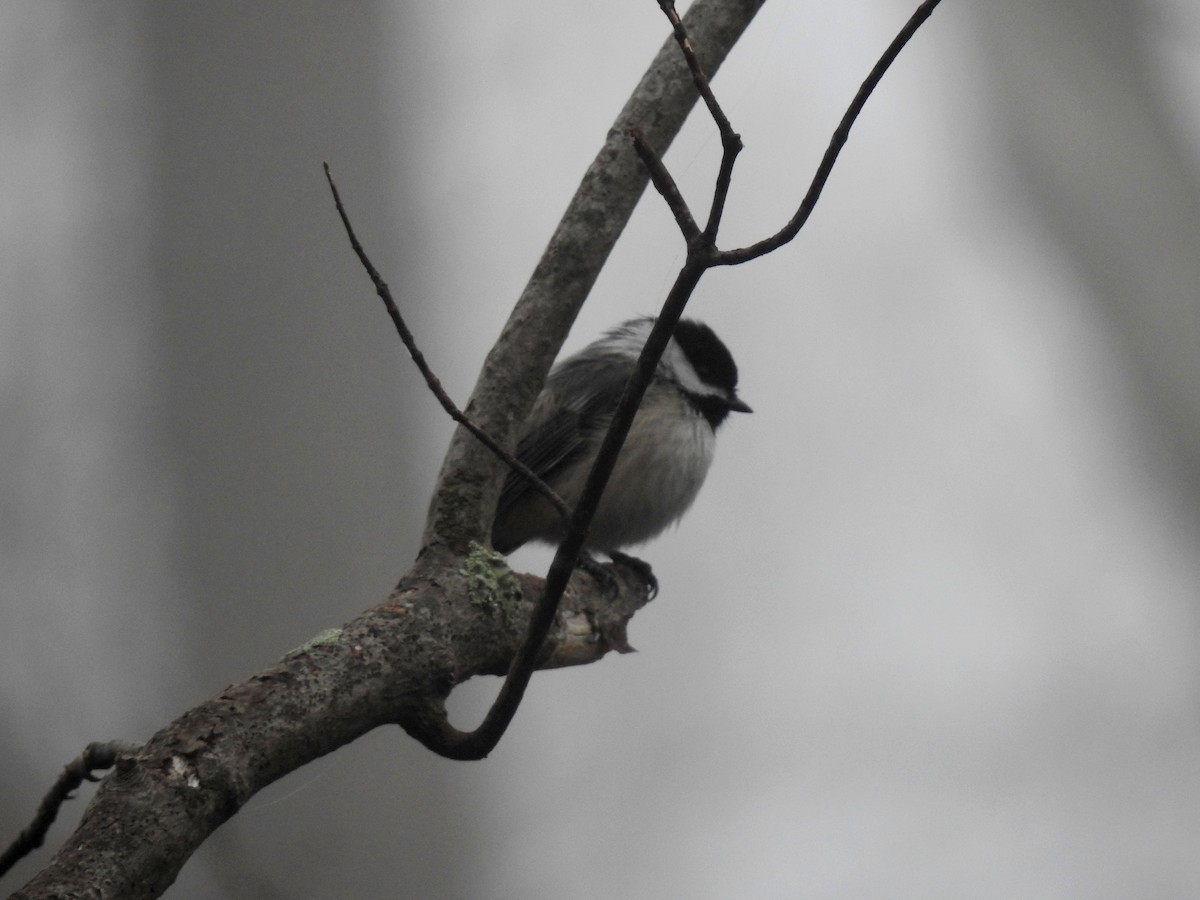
[717,0,944,265]
[631,127,701,241]
[400,561,652,758]
[412,0,767,761]
[655,0,744,240]
[0,741,140,879]
[655,0,740,150]
[10,559,649,896]
[10,11,769,892]
[9,0,946,892]
[417,0,943,763]
[323,162,570,522]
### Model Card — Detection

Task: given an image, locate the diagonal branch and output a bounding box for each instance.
[9,559,650,897]
[655,0,739,146]
[422,0,769,559]
[0,742,140,880]
[412,0,767,761]
[716,0,944,265]
[7,1,947,893]
[323,161,569,521]
[655,0,744,240]
[411,0,942,764]
[631,127,701,241]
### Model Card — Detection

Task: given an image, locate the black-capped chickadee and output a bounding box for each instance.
[491,317,750,561]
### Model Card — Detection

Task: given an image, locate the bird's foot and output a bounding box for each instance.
[576,553,619,595]
[607,551,658,600]
[575,551,658,600]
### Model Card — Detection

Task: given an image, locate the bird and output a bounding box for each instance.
[491,316,750,582]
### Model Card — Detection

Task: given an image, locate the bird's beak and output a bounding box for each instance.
[727,397,752,414]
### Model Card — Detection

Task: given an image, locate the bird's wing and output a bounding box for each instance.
[495,356,631,515]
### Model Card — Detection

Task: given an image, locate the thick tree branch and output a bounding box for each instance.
[7,0,946,893]
[8,3,766,896]
[11,551,650,898]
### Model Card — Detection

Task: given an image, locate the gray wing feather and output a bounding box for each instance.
[496,355,633,515]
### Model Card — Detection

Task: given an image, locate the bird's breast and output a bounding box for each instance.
[585,397,716,549]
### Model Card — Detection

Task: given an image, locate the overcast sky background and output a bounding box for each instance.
[4,1,1200,897]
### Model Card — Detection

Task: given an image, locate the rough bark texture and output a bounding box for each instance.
[12,551,651,899]
[11,2,765,896]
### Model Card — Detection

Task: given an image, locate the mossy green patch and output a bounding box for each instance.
[461,542,523,627]
[286,627,343,657]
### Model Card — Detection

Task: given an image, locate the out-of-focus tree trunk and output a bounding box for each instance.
[970,0,1200,492]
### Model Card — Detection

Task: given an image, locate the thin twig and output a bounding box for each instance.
[630,128,701,242]
[0,741,140,878]
[656,0,740,148]
[655,0,744,240]
[704,127,743,242]
[323,162,569,522]
[716,0,944,265]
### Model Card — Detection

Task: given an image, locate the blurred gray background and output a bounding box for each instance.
[4,1,1200,897]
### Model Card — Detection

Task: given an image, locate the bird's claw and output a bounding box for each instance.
[573,552,658,599]
[607,551,658,600]
[576,553,620,595]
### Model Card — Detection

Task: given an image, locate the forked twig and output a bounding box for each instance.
[642,0,943,264]
[426,0,943,760]
[655,0,743,240]
[718,0,944,264]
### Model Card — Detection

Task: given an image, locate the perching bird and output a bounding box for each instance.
[491,317,750,567]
